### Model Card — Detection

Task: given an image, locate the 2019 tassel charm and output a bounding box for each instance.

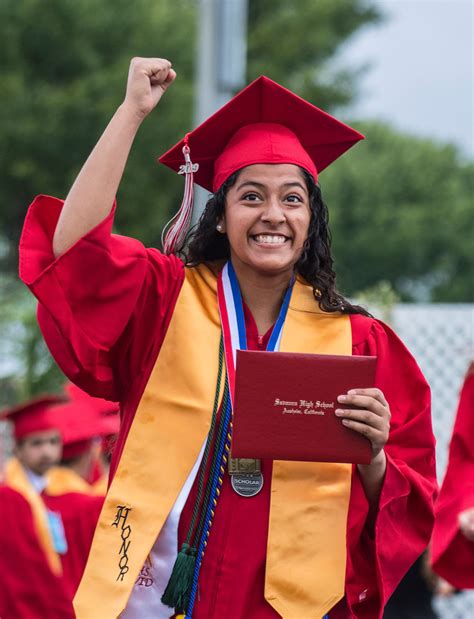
[161,136,199,255]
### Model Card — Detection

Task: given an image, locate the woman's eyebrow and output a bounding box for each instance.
[236,180,307,191]
[282,181,306,192]
[236,180,266,191]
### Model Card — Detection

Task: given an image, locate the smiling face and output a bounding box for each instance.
[220,164,311,279]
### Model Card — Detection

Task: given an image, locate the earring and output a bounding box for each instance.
[216,224,224,232]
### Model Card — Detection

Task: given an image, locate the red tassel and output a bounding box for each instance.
[162,135,199,254]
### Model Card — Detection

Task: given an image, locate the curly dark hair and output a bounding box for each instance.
[183,168,370,317]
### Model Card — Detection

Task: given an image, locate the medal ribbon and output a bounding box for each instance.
[218,260,294,398]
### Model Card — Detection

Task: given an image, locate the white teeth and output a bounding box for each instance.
[254,234,287,244]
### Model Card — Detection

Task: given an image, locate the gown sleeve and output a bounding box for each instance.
[19,195,185,402]
[346,316,438,619]
[430,366,474,589]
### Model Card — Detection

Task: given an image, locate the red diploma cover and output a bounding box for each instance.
[231,350,377,465]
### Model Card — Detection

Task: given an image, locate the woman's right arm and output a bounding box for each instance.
[52,57,176,258]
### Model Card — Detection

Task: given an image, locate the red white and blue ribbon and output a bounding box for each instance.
[217,260,294,399]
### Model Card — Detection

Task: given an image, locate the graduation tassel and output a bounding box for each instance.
[161,135,198,255]
[160,542,197,612]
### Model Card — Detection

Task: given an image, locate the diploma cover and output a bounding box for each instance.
[232,350,376,464]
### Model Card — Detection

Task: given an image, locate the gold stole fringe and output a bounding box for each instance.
[74,266,352,619]
[4,457,62,575]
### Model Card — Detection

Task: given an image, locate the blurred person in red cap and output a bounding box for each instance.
[0,395,74,618]
[431,361,474,590]
[62,382,120,491]
[90,411,120,494]
[46,398,106,493]
[41,398,107,601]
[19,59,437,619]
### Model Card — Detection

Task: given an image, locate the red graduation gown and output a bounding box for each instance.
[431,365,474,589]
[19,195,438,618]
[0,477,103,618]
[42,490,104,599]
[0,485,74,619]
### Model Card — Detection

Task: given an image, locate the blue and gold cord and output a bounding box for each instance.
[185,393,233,618]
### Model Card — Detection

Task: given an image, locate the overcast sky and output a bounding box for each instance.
[339,0,473,157]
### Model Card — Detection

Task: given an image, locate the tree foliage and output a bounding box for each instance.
[1,0,379,270]
[321,121,474,302]
[247,0,380,109]
[1,0,197,270]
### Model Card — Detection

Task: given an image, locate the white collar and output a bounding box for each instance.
[25,467,48,494]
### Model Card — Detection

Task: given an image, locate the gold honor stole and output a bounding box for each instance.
[4,458,62,576]
[74,264,352,619]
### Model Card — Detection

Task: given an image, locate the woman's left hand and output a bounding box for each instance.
[336,388,391,461]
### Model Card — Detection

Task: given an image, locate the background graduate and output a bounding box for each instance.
[19,58,437,619]
[0,396,72,618]
[431,361,474,590]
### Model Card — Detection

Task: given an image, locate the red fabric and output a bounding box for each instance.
[0,478,103,617]
[431,366,474,588]
[61,438,94,460]
[52,399,119,449]
[1,395,64,440]
[42,492,104,599]
[65,382,119,416]
[0,485,74,619]
[159,76,364,192]
[19,195,437,618]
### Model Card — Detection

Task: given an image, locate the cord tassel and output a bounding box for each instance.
[160,542,196,612]
[162,136,199,255]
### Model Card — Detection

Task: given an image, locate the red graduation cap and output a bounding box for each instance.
[53,400,119,459]
[58,384,120,459]
[0,396,65,440]
[159,75,364,253]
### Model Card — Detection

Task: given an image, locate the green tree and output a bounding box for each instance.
[1,0,379,272]
[321,121,474,301]
[0,0,197,271]
[0,275,64,406]
[247,0,380,109]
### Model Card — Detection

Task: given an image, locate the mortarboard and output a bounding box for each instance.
[0,396,65,440]
[53,400,119,460]
[57,384,120,459]
[159,75,364,253]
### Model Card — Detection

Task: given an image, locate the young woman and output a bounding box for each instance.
[20,58,437,619]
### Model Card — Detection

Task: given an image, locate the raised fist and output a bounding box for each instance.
[123,57,176,120]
